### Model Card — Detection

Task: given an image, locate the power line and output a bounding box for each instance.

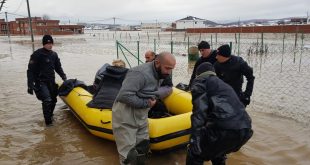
[6,12,27,17]
[10,0,24,14]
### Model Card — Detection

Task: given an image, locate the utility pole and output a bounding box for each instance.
[113,17,116,30]
[0,0,6,12]
[306,12,309,24]
[4,12,11,43]
[26,0,35,52]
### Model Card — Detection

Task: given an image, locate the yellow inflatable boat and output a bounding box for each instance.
[60,87,192,151]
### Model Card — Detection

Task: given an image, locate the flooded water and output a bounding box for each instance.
[1,33,310,165]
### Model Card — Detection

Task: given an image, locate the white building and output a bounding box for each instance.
[176,16,206,29]
[141,22,172,31]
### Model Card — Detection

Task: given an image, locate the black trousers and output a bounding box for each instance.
[34,81,58,125]
[148,99,169,118]
[186,128,253,165]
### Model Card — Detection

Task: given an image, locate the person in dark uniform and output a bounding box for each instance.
[186,62,253,165]
[27,35,67,126]
[214,44,255,107]
[188,41,217,89]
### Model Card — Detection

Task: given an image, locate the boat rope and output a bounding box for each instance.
[77,93,92,97]
[101,120,111,124]
[72,89,92,97]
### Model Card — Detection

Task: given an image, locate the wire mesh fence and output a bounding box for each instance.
[85,30,310,123]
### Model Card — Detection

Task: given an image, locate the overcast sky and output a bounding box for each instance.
[1,0,309,24]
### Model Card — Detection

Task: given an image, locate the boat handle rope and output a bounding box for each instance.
[72,89,92,97]
[78,94,92,97]
[101,120,111,124]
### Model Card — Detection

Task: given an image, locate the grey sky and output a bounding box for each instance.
[1,0,309,24]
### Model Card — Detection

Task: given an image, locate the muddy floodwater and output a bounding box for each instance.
[1,33,310,165]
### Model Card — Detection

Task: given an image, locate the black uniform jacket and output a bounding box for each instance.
[27,48,66,88]
[189,50,217,88]
[214,55,254,97]
[87,66,128,109]
[191,71,252,131]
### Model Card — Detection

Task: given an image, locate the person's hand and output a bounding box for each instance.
[242,93,251,105]
[62,75,67,81]
[148,98,157,107]
[27,87,33,95]
[188,133,202,155]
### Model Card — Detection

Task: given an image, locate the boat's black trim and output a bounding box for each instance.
[61,97,190,144]
[150,129,191,143]
[62,98,113,134]
[152,142,189,154]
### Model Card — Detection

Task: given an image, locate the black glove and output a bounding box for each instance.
[62,75,67,81]
[188,130,202,155]
[242,93,251,106]
[27,87,33,95]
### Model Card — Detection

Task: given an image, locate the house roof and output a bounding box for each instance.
[177,16,205,21]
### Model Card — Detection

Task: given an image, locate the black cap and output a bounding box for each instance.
[42,35,54,45]
[198,41,210,49]
[196,62,215,76]
[217,44,231,57]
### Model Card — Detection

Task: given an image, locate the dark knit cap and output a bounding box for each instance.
[42,35,54,45]
[198,41,210,49]
[196,62,215,76]
[217,44,231,57]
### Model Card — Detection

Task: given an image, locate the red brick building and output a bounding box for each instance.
[0,17,84,35]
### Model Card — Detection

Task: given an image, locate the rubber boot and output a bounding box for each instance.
[50,102,56,121]
[124,140,150,165]
[211,155,226,165]
[186,151,204,165]
[42,101,53,126]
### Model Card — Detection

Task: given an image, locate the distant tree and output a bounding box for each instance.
[42,14,50,20]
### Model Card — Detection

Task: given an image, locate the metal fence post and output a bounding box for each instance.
[116,40,119,59]
[293,32,298,63]
[154,39,156,53]
[188,36,190,54]
[211,35,213,48]
[137,41,140,65]
[238,33,241,56]
[260,33,264,55]
[215,33,218,48]
[171,41,173,54]
[299,33,304,72]
[280,33,285,72]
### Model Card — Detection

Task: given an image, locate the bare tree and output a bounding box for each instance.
[42,14,50,20]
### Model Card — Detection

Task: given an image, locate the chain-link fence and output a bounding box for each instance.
[85,30,310,124]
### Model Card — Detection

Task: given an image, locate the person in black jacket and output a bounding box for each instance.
[27,35,67,126]
[188,41,217,89]
[87,59,128,109]
[214,44,255,107]
[186,62,253,165]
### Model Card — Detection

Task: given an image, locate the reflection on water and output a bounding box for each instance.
[1,34,310,165]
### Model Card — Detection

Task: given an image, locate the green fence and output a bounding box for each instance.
[86,30,310,124]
